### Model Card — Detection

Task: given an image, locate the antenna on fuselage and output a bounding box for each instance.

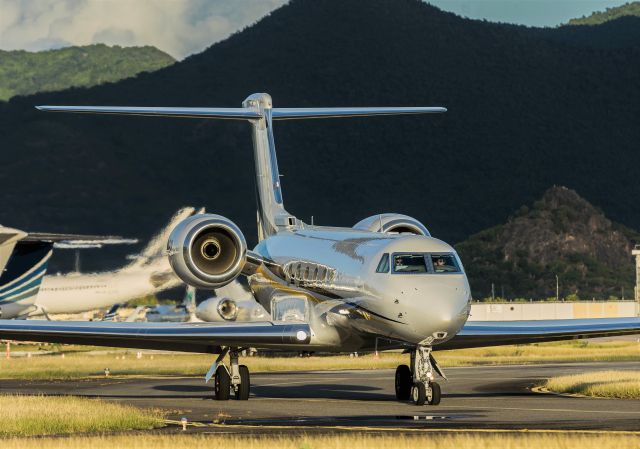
[36,94,446,240]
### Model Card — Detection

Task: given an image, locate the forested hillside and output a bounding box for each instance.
[456,187,639,300]
[0,44,175,101]
[1,0,638,272]
[568,1,640,25]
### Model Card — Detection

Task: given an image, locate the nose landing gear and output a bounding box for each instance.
[207,348,251,401]
[395,345,443,406]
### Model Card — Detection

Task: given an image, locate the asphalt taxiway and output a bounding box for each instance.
[2,362,639,432]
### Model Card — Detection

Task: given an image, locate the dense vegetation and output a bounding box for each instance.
[0,44,175,101]
[0,0,638,274]
[568,1,640,25]
[456,186,640,299]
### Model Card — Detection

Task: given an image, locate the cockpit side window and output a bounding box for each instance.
[376,253,390,273]
[393,254,428,273]
[430,254,461,273]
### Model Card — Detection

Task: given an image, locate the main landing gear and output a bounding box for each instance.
[395,346,444,406]
[209,348,250,400]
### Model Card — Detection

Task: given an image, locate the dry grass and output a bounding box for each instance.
[0,340,637,380]
[544,370,640,399]
[1,395,163,437]
[1,432,640,449]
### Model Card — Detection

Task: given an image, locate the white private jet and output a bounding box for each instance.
[0,93,638,406]
[0,225,133,319]
[30,208,198,317]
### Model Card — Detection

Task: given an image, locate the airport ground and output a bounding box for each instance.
[1,338,638,379]
[1,340,638,447]
[3,362,639,432]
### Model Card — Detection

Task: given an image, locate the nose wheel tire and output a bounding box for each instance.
[395,364,412,400]
[411,382,426,405]
[234,365,250,400]
[214,366,231,400]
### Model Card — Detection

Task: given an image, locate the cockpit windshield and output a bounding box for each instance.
[386,253,462,274]
[393,254,428,273]
[430,254,461,273]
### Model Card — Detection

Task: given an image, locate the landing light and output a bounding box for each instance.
[296,330,308,341]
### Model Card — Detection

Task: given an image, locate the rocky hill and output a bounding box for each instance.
[0,0,638,272]
[0,44,175,101]
[456,186,640,299]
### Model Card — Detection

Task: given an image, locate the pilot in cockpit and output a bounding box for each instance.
[394,256,407,271]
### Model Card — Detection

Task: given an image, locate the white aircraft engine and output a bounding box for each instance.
[353,213,430,236]
[167,214,247,289]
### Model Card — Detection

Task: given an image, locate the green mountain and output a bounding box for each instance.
[568,1,640,25]
[0,0,639,272]
[456,186,640,300]
[0,44,175,101]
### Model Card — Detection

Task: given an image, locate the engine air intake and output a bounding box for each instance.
[167,214,247,289]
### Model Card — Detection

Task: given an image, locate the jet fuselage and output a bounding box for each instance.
[250,226,471,352]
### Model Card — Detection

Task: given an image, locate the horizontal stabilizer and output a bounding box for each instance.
[36,106,262,120]
[36,105,446,120]
[271,107,446,120]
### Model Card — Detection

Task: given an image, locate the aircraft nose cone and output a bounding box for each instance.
[405,280,470,344]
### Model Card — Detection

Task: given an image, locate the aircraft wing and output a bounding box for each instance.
[0,320,310,354]
[24,233,137,248]
[439,317,640,350]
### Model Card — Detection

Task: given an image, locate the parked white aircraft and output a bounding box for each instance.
[30,208,198,317]
[0,93,638,406]
[0,225,133,319]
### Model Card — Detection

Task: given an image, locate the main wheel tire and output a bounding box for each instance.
[235,365,250,400]
[411,382,426,406]
[214,366,230,400]
[395,364,412,400]
[427,381,441,406]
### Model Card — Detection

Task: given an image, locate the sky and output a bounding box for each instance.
[0,0,631,59]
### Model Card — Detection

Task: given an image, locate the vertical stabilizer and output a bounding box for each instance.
[242,93,296,240]
[0,241,52,314]
[183,285,197,321]
[0,227,28,273]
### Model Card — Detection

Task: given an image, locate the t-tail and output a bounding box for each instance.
[36,94,446,240]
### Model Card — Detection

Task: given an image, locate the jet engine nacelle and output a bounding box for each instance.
[353,213,430,236]
[167,214,247,289]
[196,296,268,322]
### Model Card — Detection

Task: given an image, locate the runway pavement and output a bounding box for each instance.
[1,361,639,432]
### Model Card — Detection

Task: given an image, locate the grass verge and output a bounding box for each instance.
[1,432,639,449]
[1,395,163,437]
[543,370,640,399]
[0,340,637,380]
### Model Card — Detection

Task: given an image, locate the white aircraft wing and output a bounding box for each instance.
[24,232,137,248]
[0,320,310,354]
[439,317,640,350]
